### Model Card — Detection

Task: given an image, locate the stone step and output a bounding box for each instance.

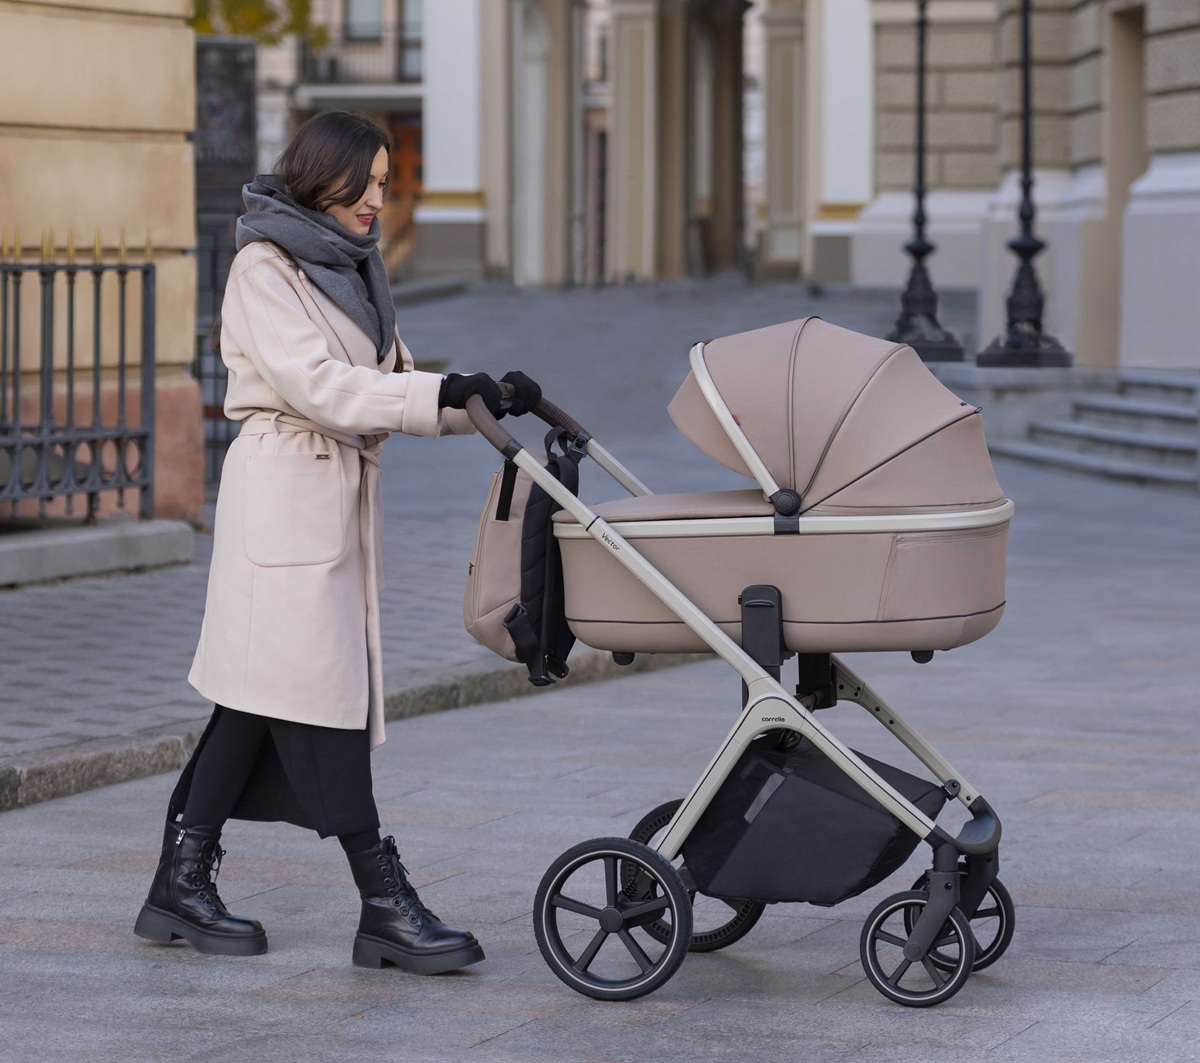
[1072,395,1200,438]
[1028,420,1199,469]
[991,440,1200,493]
[1117,371,1200,406]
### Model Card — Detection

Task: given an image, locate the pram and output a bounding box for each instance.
[464,317,1014,1007]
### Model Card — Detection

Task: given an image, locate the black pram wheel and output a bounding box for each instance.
[908,874,1015,972]
[628,799,765,953]
[860,890,975,1007]
[534,837,692,1001]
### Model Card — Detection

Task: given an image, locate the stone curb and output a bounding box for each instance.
[0,649,707,814]
[0,519,195,589]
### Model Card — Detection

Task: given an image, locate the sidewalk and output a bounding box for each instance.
[0,452,1197,1061]
[1,280,971,807]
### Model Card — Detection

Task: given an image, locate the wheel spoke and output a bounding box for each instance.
[921,956,947,988]
[621,895,670,921]
[889,957,912,983]
[604,856,618,906]
[618,928,654,973]
[575,928,609,972]
[876,930,908,949]
[932,932,960,950]
[551,894,603,920]
[974,906,1000,920]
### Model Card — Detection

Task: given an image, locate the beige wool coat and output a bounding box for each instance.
[188,241,473,749]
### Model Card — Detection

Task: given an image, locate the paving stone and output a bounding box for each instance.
[1,282,1198,1059]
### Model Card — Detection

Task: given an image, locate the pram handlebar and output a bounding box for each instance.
[466,387,589,456]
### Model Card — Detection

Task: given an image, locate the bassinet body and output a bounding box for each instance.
[552,317,1012,655]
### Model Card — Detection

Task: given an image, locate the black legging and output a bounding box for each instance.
[181,708,380,855]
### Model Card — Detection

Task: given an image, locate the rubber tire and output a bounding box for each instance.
[860,890,975,1008]
[908,874,1015,972]
[628,799,765,953]
[534,836,692,1002]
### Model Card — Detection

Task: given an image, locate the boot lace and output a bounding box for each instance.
[191,840,227,910]
[376,841,436,927]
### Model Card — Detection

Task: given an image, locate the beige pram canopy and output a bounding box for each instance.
[553,317,1013,654]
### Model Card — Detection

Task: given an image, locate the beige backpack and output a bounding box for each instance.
[462,430,582,685]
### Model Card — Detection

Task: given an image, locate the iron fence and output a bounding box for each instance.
[194,213,240,489]
[0,255,156,520]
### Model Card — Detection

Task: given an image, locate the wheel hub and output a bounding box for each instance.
[599,906,624,933]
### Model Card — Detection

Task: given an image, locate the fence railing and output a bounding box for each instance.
[0,239,156,520]
[194,213,240,489]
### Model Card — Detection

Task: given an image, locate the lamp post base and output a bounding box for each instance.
[977,324,1073,367]
[887,314,966,362]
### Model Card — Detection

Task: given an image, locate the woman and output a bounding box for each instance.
[134,111,540,975]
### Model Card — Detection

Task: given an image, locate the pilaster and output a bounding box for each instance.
[411,0,486,278]
[608,0,661,280]
[758,0,806,278]
[1119,0,1200,370]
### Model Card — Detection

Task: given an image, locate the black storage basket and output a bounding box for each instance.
[680,736,948,906]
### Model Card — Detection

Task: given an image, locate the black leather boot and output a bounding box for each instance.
[134,820,267,956]
[347,835,484,974]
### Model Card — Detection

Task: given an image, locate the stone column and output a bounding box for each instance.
[810,0,872,285]
[977,0,1072,352]
[708,0,748,272]
[655,0,692,279]
[607,0,661,280]
[1118,0,1200,370]
[758,0,806,278]
[412,0,486,278]
[854,0,1000,293]
[482,0,514,278]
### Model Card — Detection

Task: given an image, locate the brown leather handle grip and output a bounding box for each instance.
[465,393,518,454]
[464,388,590,456]
[532,398,587,439]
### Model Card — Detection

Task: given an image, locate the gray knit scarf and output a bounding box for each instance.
[236,175,395,363]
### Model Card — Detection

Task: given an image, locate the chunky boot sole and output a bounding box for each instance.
[352,932,484,975]
[134,904,268,956]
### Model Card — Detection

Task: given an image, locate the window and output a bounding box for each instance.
[345,0,382,42]
[399,0,423,81]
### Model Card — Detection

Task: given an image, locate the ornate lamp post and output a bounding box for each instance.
[977,0,1072,366]
[886,0,964,362]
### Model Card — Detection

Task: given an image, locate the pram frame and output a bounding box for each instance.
[467,395,1002,867]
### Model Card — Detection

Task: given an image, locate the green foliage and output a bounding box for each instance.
[191,0,328,47]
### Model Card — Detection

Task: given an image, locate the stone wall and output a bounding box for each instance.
[1144,0,1200,154]
[874,9,1001,192]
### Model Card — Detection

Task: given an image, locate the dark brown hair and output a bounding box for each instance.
[277,110,392,212]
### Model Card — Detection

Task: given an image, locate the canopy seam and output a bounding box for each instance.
[799,341,908,498]
[800,410,983,515]
[787,317,816,492]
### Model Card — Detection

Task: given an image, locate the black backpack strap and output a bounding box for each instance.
[495,460,519,521]
[503,429,583,686]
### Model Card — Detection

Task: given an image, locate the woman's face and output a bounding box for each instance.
[324,146,390,236]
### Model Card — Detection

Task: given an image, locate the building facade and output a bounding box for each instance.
[249,0,1198,372]
[1,0,202,521]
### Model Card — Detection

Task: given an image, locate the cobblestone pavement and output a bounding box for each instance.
[0,279,973,758]
[0,450,1198,1061]
[2,280,1199,1060]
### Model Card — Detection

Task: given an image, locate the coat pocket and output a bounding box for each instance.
[244,452,345,567]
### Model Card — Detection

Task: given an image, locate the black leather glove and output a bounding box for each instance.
[438,372,504,417]
[499,371,542,417]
